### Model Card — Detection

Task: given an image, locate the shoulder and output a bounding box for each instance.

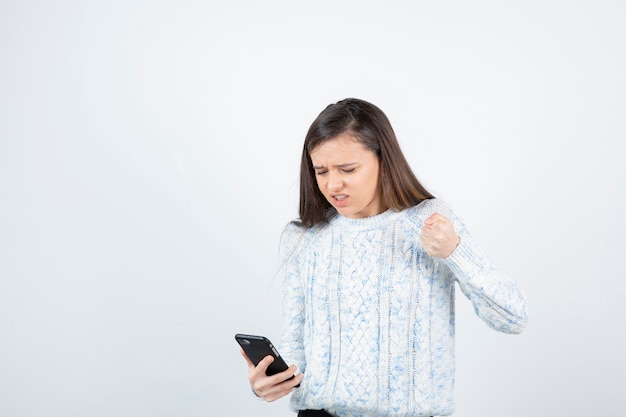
[281,220,325,240]
[402,198,471,239]
[402,198,458,225]
[280,222,305,251]
[279,220,327,256]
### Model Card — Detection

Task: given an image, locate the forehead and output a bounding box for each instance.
[309,133,372,163]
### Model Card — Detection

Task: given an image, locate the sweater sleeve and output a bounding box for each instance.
[426,200,529,334]
[278,223,307,372]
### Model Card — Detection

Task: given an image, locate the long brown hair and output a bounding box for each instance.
[296,98,434,228]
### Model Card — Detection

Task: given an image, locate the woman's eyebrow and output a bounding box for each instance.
[312,162,358,169]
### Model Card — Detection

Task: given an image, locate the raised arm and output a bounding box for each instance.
[420,201,528,334]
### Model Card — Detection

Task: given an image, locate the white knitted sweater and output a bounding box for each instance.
[279,199,528,417]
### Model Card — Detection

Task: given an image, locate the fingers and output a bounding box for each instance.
[249,363,303,402]
[255,373,304,402]
[421,212,459,258]
[241,351,303,402]
[249,353,275,374]
[424,212,444,226]
[240,351,277,376]
[421,213,451,238]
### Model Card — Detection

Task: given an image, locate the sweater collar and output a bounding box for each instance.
[330,208,402,231]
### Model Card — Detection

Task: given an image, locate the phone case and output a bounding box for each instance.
[235,333,299,386]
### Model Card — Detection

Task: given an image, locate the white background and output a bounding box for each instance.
[1,1,624,416]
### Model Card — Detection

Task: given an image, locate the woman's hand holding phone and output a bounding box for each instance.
[240,349,304,402]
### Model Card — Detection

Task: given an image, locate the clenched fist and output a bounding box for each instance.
[420,213,461,258]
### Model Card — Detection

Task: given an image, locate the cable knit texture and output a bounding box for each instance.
[279,199,528,417]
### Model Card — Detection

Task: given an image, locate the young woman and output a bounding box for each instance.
[241,98,528,417]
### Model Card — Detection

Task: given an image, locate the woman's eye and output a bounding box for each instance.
[315,171,328,176]
[342,168,355,173]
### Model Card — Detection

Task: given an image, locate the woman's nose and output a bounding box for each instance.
[328,171,343,191]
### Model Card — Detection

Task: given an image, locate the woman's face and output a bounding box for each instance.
[309,132,386,219]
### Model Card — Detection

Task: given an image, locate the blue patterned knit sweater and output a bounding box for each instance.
[279,199,528,417]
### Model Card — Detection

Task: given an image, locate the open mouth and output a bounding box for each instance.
[332,194,349,206]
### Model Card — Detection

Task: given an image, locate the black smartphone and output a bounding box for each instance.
[235,333,299,387]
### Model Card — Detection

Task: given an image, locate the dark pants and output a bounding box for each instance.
[297,411,333,417]
[298,412,433,417]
